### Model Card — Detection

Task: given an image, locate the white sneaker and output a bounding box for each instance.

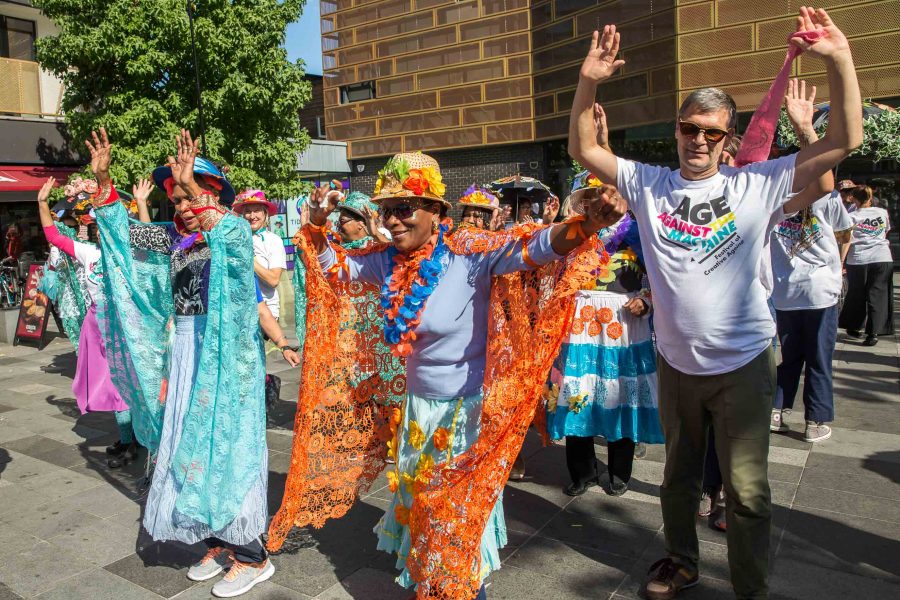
[770,409,788,433]
[212,559,275,598]
[804,422,832,443]
[187,547,233,582]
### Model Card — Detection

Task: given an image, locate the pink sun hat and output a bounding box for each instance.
[233,189,278,215]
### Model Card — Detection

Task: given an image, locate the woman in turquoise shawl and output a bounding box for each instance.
[88,129,272,598]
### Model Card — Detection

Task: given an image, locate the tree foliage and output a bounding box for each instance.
[777,105,900,164]
[35,0,312,199]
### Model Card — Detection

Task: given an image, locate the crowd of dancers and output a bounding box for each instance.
[32,8,891,600]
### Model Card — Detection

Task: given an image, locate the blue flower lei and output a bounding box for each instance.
[380,223,450,348]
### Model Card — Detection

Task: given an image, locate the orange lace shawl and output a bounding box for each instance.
[268,223,604,599]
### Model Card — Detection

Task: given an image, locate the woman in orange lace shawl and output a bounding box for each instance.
[268,152,625,599]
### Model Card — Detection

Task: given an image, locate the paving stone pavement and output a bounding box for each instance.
[0,284,897,600]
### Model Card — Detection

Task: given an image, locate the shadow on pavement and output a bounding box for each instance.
[862,450,900,484]
[40,350,77,378]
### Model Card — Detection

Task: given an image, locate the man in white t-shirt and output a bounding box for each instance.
[568,10,862,600]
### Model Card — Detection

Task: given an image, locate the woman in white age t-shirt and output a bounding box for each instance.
[839,185,894,346]
[233,189,288,411]
[233,190,287,319]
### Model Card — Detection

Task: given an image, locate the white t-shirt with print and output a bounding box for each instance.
[617,155,796,376]
[72,241,103,305]
[846,206,892,265]
[252,229,287,319]
[770,192,852,311]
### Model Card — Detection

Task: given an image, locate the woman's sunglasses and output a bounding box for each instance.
[678,121,730,144]
[381,199,434,221]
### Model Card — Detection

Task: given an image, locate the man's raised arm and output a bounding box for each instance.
[567,25,624,184]
[792,7,863,194]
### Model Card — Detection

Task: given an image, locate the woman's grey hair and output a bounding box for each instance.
[678,88,737,130]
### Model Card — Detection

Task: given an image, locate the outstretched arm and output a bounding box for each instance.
[791,8,863,193]
[568,26,624,184]
[258,301,300,367]
[132,178,153,223]
[782,79,834,213]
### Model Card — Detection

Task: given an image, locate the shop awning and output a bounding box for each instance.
[0,165,79,192]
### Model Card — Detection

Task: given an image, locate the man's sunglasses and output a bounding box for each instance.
[381,199,434,221]
[678,121,730,144]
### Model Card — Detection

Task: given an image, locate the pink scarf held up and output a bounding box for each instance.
[734,29,827,167]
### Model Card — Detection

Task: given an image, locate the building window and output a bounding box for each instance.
[340,81,376,104]
[1,16,37,61]
[316,116,326,139]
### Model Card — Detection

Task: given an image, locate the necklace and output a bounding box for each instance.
[342,236,373,250]
[380,224,450,357]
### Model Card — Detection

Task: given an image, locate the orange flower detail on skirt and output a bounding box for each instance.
[386,470,399,493]
[571,318,585,335]
[597,306,614,324]
[587,320,602,337]
[606,321,623,340]
[432,427,451,452]
[394,504,410,526]
[579,305,595,321]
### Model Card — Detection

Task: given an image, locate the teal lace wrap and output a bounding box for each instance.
[96,202,267,531]
[53,223,89,353]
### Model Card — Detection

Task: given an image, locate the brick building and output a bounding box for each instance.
[318,0,899,202]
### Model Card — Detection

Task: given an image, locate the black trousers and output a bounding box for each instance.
[565,436,636,484]
[206,537,267,564]
[774,305,837,422]
[839,262,894,336]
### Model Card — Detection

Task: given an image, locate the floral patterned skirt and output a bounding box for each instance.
[546,290,663,443]
[374,392,507,589]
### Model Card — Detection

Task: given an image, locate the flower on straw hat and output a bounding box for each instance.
[63,176,98,201]
[458,184,499,209]
[372,152,449,208]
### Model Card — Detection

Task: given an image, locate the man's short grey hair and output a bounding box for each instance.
[678,88,737,130]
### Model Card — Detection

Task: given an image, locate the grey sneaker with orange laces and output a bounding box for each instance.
[187,547,233,582]
[211,558,275,598]
[641,558,699,600]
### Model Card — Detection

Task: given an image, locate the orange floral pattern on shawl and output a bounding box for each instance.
[267,224,603,600]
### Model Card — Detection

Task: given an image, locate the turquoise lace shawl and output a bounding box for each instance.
[53,223,88,353]
[96,202,266,530]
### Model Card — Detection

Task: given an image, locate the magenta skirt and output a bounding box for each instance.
[73,303,128,414]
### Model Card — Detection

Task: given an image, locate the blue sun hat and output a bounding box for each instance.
[151,156,236,207]
[338,191,378,220]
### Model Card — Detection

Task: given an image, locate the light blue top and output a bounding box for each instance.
[318,228,561,399]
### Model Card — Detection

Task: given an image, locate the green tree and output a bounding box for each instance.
[35,0,312,199]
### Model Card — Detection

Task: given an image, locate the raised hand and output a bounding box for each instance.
[488,208,503,231]
[784,78,817,129]
[132,178,154,204]
[299,201,310,228]
[582,184,626,232]
[791,7,850,58]
[543,195,560,224]
[84,128,112,184]
[37,177,56,204]
[579,25,625,83]
[169,129,200,194]
[362,205,380,235]
[307,183,340,227]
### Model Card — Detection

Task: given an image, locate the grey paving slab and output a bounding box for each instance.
[33,568,163,600]
[794,482,900,523]
[173,579,311,599]
[488,565,613,600]
[768,557,900,600]
[534,509,658,560]
[503,535,634,596]
[0,498,102,540]
[314,567,400,600]
[103,542,202,599]
[0,583,23,600]
[47,516,140,567]
[565,487,665,531]
[0,539,96,597]
[776,506,900,582]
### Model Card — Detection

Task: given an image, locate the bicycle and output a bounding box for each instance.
[0,257,23,309]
